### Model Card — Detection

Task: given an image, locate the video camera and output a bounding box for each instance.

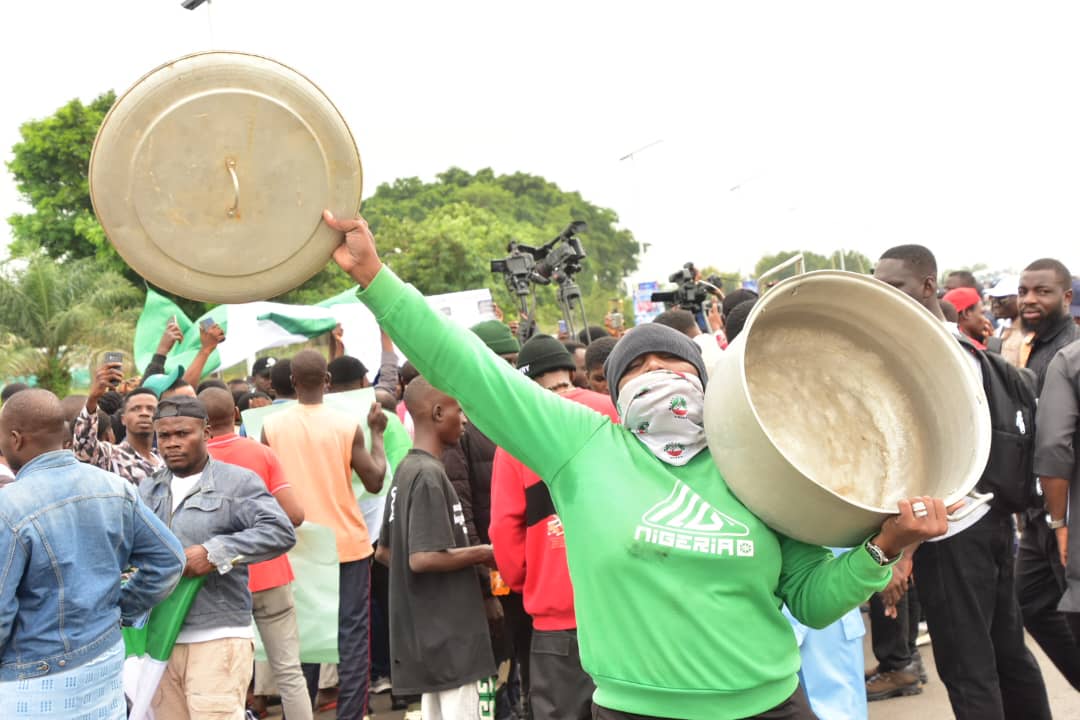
[490,221,590,343]
[490,221,587,293]
[651,262,719,315]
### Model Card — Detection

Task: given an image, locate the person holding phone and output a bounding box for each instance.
[73,357,164,486]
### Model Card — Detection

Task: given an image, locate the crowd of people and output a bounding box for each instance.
[0,210,1078,720]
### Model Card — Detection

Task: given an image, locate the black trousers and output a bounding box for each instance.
[869,582,919,672]
[1017,514,1080,690]
[501,591,534,698]
[530,629,594,720]
[302,558,371,720]
[915,510,1050,720]
[592,684,815,720]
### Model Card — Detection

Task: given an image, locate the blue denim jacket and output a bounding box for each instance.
[139,457,296,632]
[0,450,185,681]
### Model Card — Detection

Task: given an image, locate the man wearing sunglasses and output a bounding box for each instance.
[139,396,296,720]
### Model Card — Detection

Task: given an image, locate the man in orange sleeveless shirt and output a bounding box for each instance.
[262,350,388,720]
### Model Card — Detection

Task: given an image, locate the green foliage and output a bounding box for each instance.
[5,91,212,320]
[7,92,115,259]
[0,255,140,396]
[753,249,873,280]
[352,167,638,330]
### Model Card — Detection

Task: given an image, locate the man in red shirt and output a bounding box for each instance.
[198,388,310,720]
[943,286,989,349]
[489,335,620,720]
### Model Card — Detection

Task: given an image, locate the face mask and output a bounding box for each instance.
[617,369,708,466]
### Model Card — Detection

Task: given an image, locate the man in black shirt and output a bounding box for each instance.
[376,377,497,719]
[1016,258,1080,690]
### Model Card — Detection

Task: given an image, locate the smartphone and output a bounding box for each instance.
[200,317,215,331]
[103,352,123,386]
[558,319,568,335]
[610,312,624,329]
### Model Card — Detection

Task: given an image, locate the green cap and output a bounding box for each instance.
[141,366,185,399]
[470,320,519,355]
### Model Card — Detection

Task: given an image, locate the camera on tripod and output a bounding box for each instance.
[651,262,717,315]
[490,221,589,343]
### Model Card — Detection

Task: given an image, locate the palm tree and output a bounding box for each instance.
[0,255,140,396]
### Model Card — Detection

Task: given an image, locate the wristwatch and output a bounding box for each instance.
[864,540,894,566]
[1046,515,1067,530]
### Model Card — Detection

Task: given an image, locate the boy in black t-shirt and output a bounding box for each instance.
[375,377,497,720]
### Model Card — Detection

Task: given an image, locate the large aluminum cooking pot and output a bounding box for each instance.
[90,51,362,303]
[705,270,992,547]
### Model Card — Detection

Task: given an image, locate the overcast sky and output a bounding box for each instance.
[4,1,1080,288]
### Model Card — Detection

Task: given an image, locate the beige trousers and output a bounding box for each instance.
[152,637,253,720]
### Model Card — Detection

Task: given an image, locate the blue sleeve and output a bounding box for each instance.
[0,521,29,648]
[120,488,186,624]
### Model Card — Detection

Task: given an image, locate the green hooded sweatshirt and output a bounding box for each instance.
[360,268,891,719]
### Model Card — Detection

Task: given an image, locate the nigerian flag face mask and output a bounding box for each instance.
[617,369,708,466]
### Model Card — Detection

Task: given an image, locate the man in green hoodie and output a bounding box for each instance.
[322,210,951,720]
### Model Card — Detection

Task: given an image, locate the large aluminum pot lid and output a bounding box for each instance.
[89,51,362,303]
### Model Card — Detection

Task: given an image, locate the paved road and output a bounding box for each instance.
[272,615,1080,719]
[865,621,1080,720]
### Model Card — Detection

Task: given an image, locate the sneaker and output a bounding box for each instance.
[866,668,922,701]
[404,703,423,720]
[371,675,392,694]
[916,620,932,647]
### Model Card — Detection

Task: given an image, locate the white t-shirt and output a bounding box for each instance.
[171,472,202,512]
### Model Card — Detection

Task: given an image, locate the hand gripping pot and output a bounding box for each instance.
[704,271,992,547]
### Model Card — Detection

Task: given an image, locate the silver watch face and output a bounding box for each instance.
[865,542,888,565]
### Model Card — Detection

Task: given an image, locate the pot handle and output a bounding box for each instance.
[946,490,994,522]
[225,158,240,218]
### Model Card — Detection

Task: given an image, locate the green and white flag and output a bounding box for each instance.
[133,289,356,379]
[121,576,206,720]
[133,285,495,380]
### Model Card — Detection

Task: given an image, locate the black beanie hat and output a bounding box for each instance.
[603,323,708,406]
[516,334,577,380]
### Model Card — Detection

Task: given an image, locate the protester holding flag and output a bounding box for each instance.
[0,389,186,720]
[139,396,296,719]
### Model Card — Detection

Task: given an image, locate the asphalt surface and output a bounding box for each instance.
[268,615,1080,719]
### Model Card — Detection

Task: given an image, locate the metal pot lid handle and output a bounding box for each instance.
[946,490,994,522]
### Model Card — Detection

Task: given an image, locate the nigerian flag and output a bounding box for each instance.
[121,576,206,720]
[133,287,373,379]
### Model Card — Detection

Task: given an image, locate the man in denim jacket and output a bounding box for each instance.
[0,389,186,719]
[139,396,296,719]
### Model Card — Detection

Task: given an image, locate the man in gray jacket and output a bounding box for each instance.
[139,396,296,720]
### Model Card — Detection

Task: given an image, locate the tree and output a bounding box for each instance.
[7,92,116,260]
[280,167,641,330]
[0,256,140,396]
[753,249,872,280]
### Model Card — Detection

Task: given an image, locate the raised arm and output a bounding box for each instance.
[325,211,609,480]
[73,363,122,467]
[373,328,399,410]
[182,322,224,386]
[143,317,184,378]
[351,402,388,493]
